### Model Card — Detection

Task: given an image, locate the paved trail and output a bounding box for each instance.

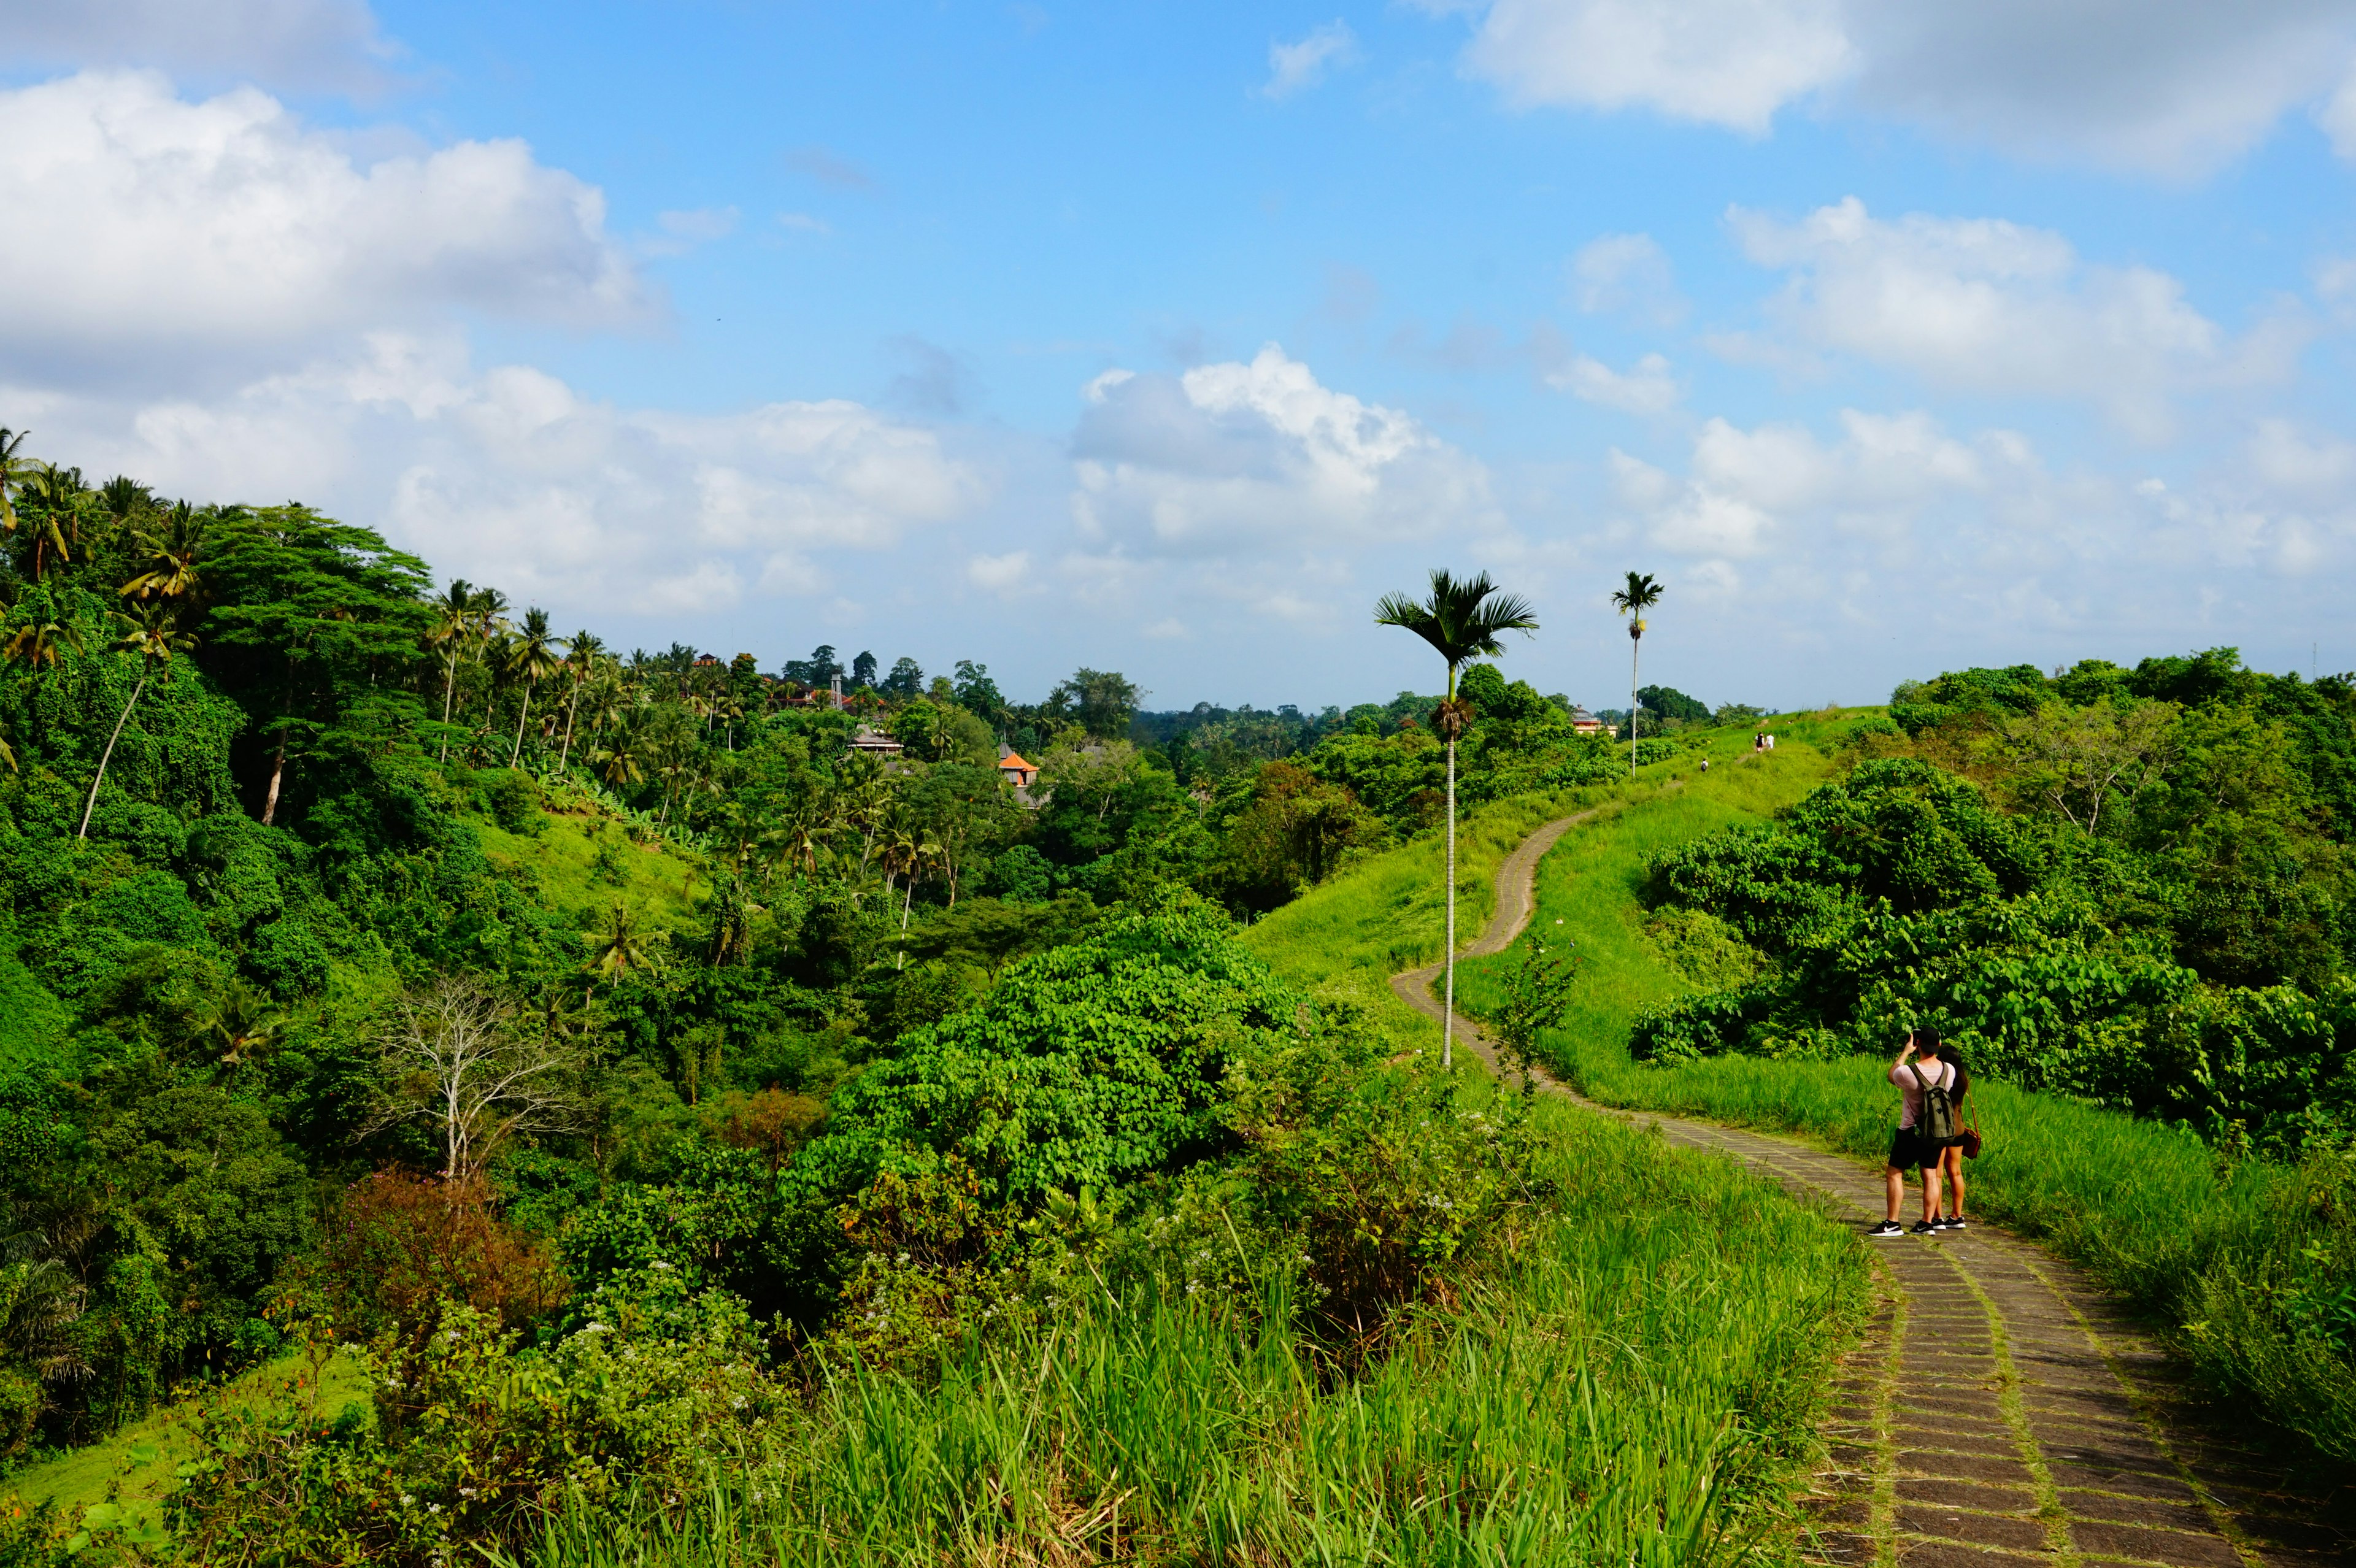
[1390,813,2349,1568]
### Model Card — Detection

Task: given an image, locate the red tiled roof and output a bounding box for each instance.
[998,753,1034,771]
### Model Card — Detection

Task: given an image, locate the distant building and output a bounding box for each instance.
[847,725,904,758]
[1569,707,1606,737]
[997,749,1038,788]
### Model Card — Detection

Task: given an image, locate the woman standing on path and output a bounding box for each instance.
[1867,1028,1952,1238]
[1930,1040,1971,1231]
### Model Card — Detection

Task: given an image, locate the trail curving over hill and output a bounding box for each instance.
[1391,813,2347,1568]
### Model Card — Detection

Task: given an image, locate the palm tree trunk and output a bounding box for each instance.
[1443,731,1457,1071]
[1629,633,1641,777]
[510,680,534,767]
[77,672,146,839]
[440,655,458,762]
[560,685,581,770]
[898,878,914,970]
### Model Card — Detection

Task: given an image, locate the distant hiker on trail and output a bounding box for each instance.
[1868,1027,1955,1238]
[1752,732,1764,753]
[1928,1039,1972,1231]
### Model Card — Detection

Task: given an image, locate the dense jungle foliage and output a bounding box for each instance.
[1632,651,2356,1154]
[0,453,1682,1561]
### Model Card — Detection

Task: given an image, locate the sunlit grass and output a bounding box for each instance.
[1449,716,2356,1463]
[502,1094,1865,1567]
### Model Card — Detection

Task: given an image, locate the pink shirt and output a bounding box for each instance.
[1890,1059,1954,1129]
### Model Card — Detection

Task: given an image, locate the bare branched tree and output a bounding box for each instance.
[1991,699,2179,837]
[367,979,583,1180]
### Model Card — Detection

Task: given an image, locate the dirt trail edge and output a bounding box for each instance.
[1390,813,2348,1568]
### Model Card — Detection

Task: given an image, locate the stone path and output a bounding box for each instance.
[1390,814,2352,1568]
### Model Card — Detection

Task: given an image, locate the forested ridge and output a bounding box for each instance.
[1634,652,2356,1154]
[4,447,2351,1561]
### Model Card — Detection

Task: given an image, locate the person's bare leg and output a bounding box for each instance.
[1920,1164,1943,1224]
[1943,1147,1966,1219]
[1884,1165,1905,1222]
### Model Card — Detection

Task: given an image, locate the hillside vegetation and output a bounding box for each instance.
[1452,663,2356,1462]
[0,452,1818,1561]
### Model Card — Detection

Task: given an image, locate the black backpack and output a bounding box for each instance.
[1910,1063,1958,1145]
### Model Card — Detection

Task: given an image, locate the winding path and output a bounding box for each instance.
[1390,814,2350,1568]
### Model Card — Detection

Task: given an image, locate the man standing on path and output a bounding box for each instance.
[1867,1028,1952,1238]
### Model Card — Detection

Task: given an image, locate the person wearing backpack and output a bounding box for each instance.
[1867,1027,1955,1238]
[1928,1040,1976,1231]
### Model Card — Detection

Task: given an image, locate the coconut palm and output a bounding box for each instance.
[505,608,562,767]
[1374,569,1539,1069]
[558,631,602,769]
[1608,571,1664,777]
[209,981,284,1064]
[78,602,196,839]
[15,466,81,582]
[2,609,83,680]
[118,501,207,602]
[0,428,30,539]
[423,580,474,759]
[585,902,661,987]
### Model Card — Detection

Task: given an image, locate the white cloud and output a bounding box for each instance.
[1549,352,1679,415]
[0,71,650,387]
[1263,21,1361,100]
[1069,344,1498,557]
[1568,232,1686,326]
[1460,0,1854,134]
[1438,1,2356,177]
[966,550,1033,593]
[19,332,984,616]
[1726,197,2300,439]
[642,206,739,256]
[775,211,833,236]
[1615,409,2003,559]
[0,0,398,94]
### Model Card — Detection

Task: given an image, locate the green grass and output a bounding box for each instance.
[3,1348,370,1531]
[506,1095,1865,1567]
[474,804,707,935]
[1451,713,2356,1465]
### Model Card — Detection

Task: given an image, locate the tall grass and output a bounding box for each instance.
[1450,727,2356,1463]
[503,1099,1865,1566]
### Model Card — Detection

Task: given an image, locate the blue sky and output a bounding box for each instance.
[6,2,2356,712]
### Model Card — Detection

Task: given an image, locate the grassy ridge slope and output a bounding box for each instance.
[1233,739,1873,1554]
[1453,720,2356,1464]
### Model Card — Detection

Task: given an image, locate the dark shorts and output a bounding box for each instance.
[1887,1126,1943,1170]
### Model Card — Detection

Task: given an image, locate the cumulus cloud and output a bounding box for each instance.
[1263,20,1361,99]
[1437,1,2356,177]
[1460,0,1853,134]
[1547,352,1679,415]
[1612,409,2000,559]
[15,333,984,615]
[0,72,651,387]
[1568,232,1686,326]
[1724,197,2300,438]
[1069,344,1498,558]
[0,0,399,94]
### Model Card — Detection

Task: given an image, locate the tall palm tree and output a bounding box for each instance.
[423,580,474,759]
[118,501,206,602]
[1608,571,1664,778]
[16,466,80,582]
[0,428,29,539]
[466,585,511,736]
[558,631,602,769]
[2,611,83,680]
[78,602,196,839]
[1374,569,1539,1068]
[505,608,561,767]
